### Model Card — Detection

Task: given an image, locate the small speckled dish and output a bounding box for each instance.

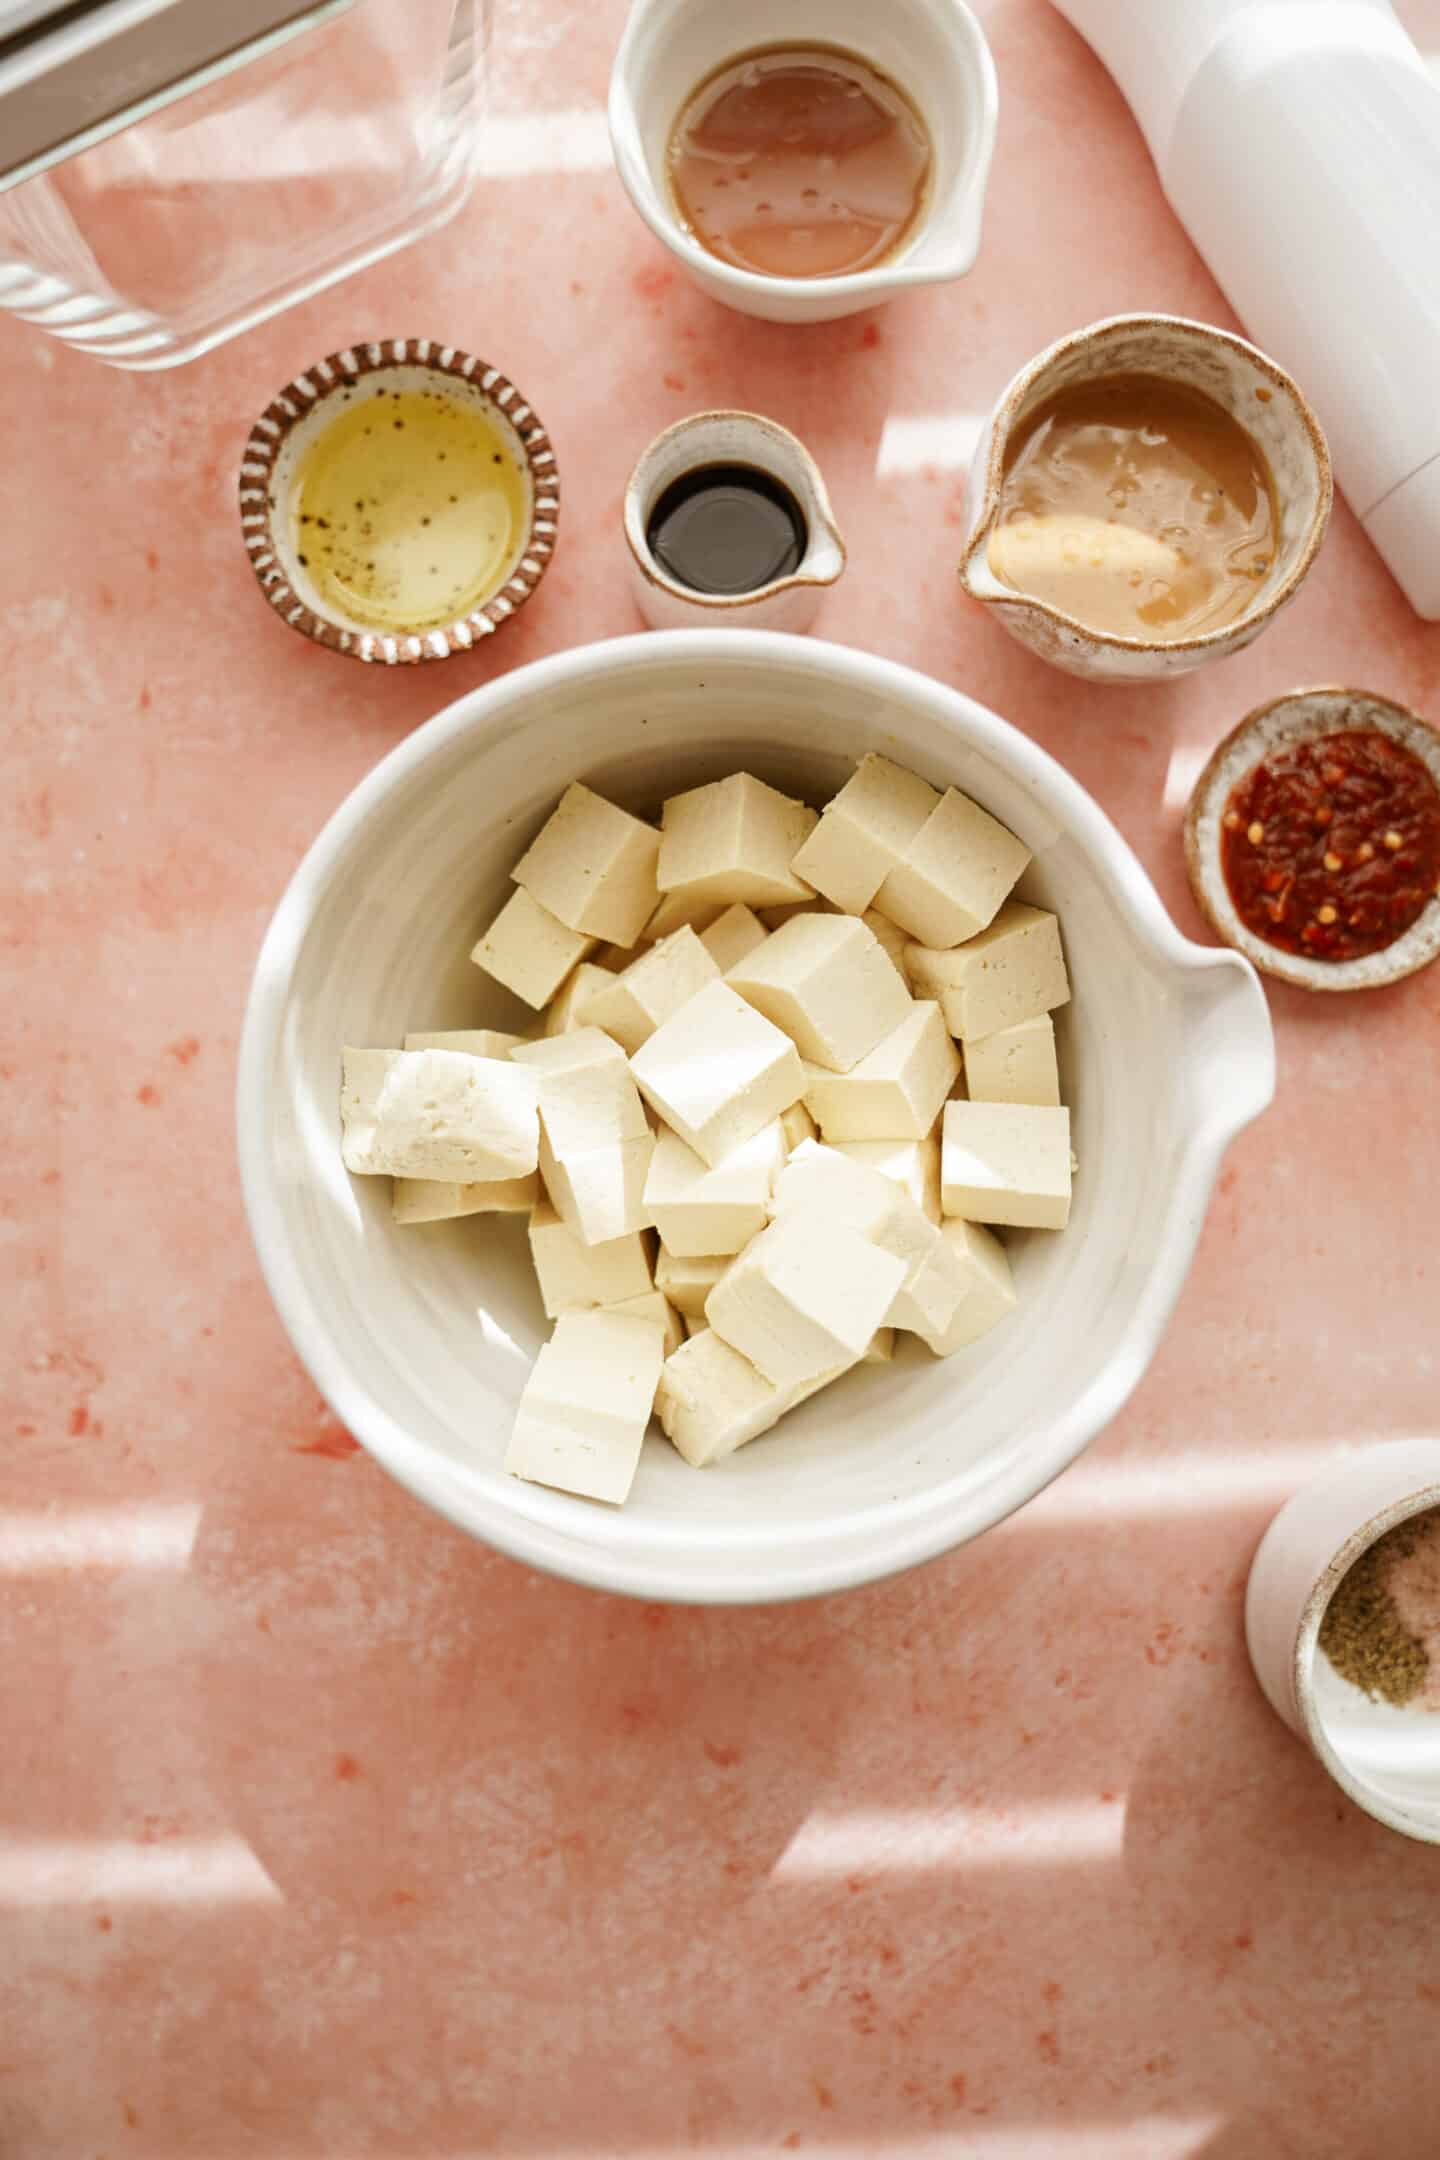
[239,338,559,666]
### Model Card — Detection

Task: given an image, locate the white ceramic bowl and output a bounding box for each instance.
[1246,1440,1440,1844]
[608,0,998,325]
[237,632,1275,1603]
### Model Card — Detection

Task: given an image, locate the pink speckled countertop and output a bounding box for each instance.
[6,2,1440,2154]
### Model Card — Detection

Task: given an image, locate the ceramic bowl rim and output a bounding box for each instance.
[238,337,560,667]
[1290,1477,1440,1844]
[622,409,847,609]
[606,0,999,299]
[236,629,1274,1603]
[960,312,1334,653]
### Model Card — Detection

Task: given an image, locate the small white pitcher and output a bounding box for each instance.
[624,410,846,632]
[958,314,1333,684]
[609,0,998,325]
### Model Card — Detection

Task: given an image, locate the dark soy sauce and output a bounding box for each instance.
[646,462,807,595]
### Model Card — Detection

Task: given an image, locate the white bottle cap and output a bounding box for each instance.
[1362,455,1440,621]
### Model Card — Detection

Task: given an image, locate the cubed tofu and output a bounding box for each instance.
[538,1128,655,1247]
[582,926,721,1056]
[874,788,1031,948]
[727,915,912,1073]
[769,1140,966,1339]
[404,1028,527,1057]
[791,753,941,913]
[504,1309,666,1505]
[631,979,805,1167]
[471,887,596,1009]
[656,1327,796,1468]
[941,1100,1073,1229]
[340,1048,540,1182]
[527,1197,653,1318]
[705,1209,906,1390]
[511,782,660,945]
[606,1288,684,1357]
[803,1002,959,1141]
[657,773,818,911]
[392,1171,540,1223]
[862,907,912,985]
[780,1100,819,1152]
[962,1013,1062,1107]
[514,1029,654,1242]
[906,903,1071,1041]
[834,1134,942,1223]
[543,962,614,1037]
[643,891,725,942]
[512,1029,649,1154]
[655,1246,729,1318]
[644,1120,786,1257]
[916,1219,1018,1355]
[700,902,769,974]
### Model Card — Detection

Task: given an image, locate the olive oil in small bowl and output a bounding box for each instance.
[240,340,559,665]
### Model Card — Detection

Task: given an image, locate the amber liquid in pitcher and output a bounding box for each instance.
[988,373,1278,642]
[667,44,932,280]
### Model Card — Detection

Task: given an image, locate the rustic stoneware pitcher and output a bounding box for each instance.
[957,313,1332,685]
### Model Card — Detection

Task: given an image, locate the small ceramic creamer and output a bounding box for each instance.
[958,314,1332,684]
[609,0,998,325]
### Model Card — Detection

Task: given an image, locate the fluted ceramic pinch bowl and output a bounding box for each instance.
[237,632,1275,1603]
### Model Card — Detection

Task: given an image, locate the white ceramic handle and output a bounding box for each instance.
[1179,944,1276,1143]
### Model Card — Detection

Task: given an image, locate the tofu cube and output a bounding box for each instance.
[656,1327,796,1468]
[727,914,911,1073]
[834,1133,942,1223]
[511,782,660,945]
[791,753,941,913]
[705,1210,906,1390]
[874,788,1031,948]
[862,907,912,985]
[643,891,725,942]
[962,1013,1062,1107]
[504,1309,666,1505]
[780,1100,819,1153]
[404,1028,527,1057]
[340,1048,540,1182]
[803,1002,959,1140]
[605,1288,684,1357]
[941,1100,1072,1229]
[471,887,596,1009]
[654,1246,729,1318]
[906,903,1070,1041]
[631,980,805,1168]
[644,1120,786,1257]
[527,1197,653,1318]
[769,1140,966,1339]
[514,1029,654,1242]
[543,962,614,1037]
[657,773,818,911]
[700,902,769,974]
[917,1219,1018,1355]
[582,926,721,1056]
[512,1029,648,1154]
[392,1171,540,1223]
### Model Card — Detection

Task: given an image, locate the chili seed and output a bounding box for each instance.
[1247,821,1265,845]
[1383,829,1403,850]
[1356,841,1375,862]
[1323,851,1343,872]
[1314,805,1333,827]
[1317,905,1338,925]
[1322,765,1344,787]
[1223,809,1242,832]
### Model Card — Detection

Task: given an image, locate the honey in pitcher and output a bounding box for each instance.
[667,45,933,280]
[989,373,1278,642]
[290,386,529,633]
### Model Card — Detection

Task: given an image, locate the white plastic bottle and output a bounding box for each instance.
[1050,0,1440,618]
